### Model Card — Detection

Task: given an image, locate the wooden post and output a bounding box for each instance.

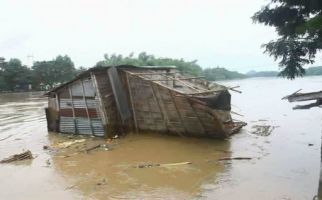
[126,73,138,133]
[80,79,94,135]
[168,89,187,136]
[55,92,60,111]
[68,86,78,134]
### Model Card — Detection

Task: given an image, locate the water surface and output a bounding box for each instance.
[0,76,321,200]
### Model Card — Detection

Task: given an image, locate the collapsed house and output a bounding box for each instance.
[45,65,245,138]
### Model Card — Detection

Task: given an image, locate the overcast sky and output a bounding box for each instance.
[0,0,321,73]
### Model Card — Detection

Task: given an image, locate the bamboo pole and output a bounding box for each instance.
[124,70,236,95]
[126,73,138,133]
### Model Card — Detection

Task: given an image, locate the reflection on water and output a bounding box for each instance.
[0,76,321,200]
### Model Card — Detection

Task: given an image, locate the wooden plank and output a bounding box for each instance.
[80,79,94,135]
[124,70,228,95]
[168,89,187,136]
[150,76,205,81]
[68,85,78,134]
[150,82,168,132]
[128,72,178,76]
[284,90,322,102]
[126,72,138,133]
[187,97,207,136]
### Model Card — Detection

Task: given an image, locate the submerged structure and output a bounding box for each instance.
[45,65,245,138]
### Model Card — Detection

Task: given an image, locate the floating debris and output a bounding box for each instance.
[250,124,275,136]
[0,150,33,163]
[218,157,253,161]
[55,139,86,148]
[136,161,192,169]
[0,135,13,142]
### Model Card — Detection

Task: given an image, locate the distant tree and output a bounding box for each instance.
[76,66,88,75]
[203,67,246,81]
[97,52,203,76]
[253,0,322,79]
[32,55,76,89]
[0,58,32,91]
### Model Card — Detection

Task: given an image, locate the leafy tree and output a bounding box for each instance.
[76,66,88,75]
[253,0,322,79]
[97,52,203,76]
[0,58,32,91]
[203,67,246,81]
[32,55,76,89]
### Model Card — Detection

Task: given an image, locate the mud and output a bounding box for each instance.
[0,76,322,200]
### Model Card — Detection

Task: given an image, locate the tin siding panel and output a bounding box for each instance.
[92,119,105,136]
[76,118,92,135]
[60,117,76,133]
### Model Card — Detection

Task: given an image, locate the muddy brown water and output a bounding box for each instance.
[0,76,321,200]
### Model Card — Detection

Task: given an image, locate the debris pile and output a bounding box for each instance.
[0,150,33,163]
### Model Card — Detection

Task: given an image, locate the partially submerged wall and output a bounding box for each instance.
[47,76,106,136]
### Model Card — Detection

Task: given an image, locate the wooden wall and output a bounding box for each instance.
[122,69,229,138]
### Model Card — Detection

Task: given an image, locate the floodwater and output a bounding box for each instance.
[0,76,321,200]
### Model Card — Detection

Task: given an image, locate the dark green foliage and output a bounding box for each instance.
[246,70,279,77]
[97,52,246,80]
[305,66,322,76]
[246,66,322,78]
[253,0,322,79]
[76,66,88,75]
[0,55,77,91]
[97,52,203,76]
[203,67,246,81]
[32,55,76,89]
[0,59,32,91]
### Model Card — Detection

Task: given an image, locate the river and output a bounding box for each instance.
[0,76,321,200]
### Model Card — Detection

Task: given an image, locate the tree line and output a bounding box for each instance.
[0,55,85,92]
[97,52,245,80]
[0,52,245,92]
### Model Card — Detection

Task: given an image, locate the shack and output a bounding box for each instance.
[45,65,245,138]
